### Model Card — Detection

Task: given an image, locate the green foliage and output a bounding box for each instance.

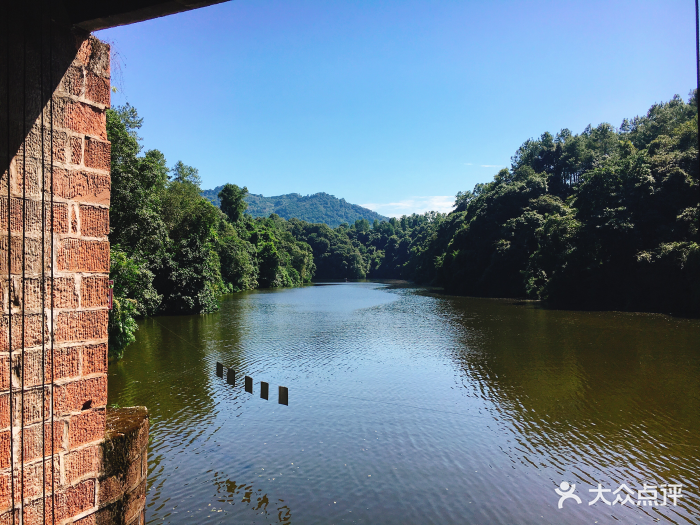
[417,91,699,315]
[108,297,138,360]
[218,183,249,223]
[107,105,318,358]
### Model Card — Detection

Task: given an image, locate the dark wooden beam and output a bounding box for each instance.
[64,0,230,32]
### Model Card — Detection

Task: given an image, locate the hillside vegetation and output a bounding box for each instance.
[201,187,388,227]
[109,92,699,358]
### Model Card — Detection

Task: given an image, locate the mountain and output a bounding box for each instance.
[201,186,389,227]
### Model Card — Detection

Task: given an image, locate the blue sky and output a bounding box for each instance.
[96,0,695,217]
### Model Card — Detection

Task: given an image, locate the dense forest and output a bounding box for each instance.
[201,188,389,227]
[109,92,699,358]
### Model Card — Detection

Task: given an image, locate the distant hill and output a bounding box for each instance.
[201,186,389,227]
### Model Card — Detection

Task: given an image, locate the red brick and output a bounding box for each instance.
[23,420,64,462]
[25,479,96,523]
[54,201,69,233]
[0,394,8,429]
[61,65,84,97]
[69,409,105,448]
[0,355,8,390]
[0,313,47,351]
[57,239,109,272]
[16,125,64,164]
[18,458,59,502]
[0,469,8,512]
[98,475,122,506]
[86,72,110,107]
[84,138,110,172]
[58,99,107,140]
[55,310,108,343]
[79,205,109,238]
[71,136,84,165]
[54,376,107,415]
[82,276,109,308]
[82,344,107,376]
[13,158,49,198]
[52,169,110,205]
[65,445,100,484]
[75,513,96,525]
[12,386,51,427]
[0,197,65,235]
[85,37,110,77]
[53,345,82,381]
[75,37,93,67]
[0,236,44,276]
[0,431,10,468]
[71,206,79,234]
[0,509,19,525]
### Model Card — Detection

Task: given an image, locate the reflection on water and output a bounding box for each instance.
[108,282,700,524]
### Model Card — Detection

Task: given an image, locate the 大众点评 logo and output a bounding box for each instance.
[555,482,683,509]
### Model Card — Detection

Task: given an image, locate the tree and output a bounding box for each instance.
[171,161,202,187]
[218,183,249,223]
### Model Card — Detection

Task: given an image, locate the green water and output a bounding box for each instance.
[108,282,700,524]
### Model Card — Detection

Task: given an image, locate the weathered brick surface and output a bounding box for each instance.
[86,72,110,107]
[74,513,97,525]
[23,344,81,387]
[55,310,108,343]
[57,239,110,272]
[0,431,11,468]
[0,313,47,351]
[56,98,107,140]
[69,409,106,448]
[23,421,64,462]
[0,236,44,275]
[0,469,9,512]
[123,479,146,524]
[2,29,115,524]
[80,205,109,238]
[71,135,84,165]
[54,376,107,415]
[0,394,8,430]
[8,276,78,312]
[52,169,110,205]
[65,445,101,484]
[61,65,85,97]
[82,344,107,376]
[12,387,51,427]
[0,198,68,236]
[26,479,96,523]
[0,509,19,525]
[13,159,49,198]
[84,139,110,172]
[18,458,60,502]
[0,355,8,390]
[82,276,109,308]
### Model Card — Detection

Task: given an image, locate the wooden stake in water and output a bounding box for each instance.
[278,386,288,406]
[227,368,235,386]
[260,381,269,400]
[245,376,253,394]
[216,362,223,378]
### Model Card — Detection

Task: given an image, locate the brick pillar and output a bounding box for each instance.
[0,4,125,522]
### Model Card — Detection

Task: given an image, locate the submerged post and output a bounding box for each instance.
[279,386,289,406]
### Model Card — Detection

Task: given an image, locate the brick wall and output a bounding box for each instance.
[0,6,146,523]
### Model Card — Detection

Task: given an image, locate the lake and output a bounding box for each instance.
[107,282,700,524]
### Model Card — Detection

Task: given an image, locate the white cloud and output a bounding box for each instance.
[480,164,504,168]
[361,196,455,217]
[464,162,473,166]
